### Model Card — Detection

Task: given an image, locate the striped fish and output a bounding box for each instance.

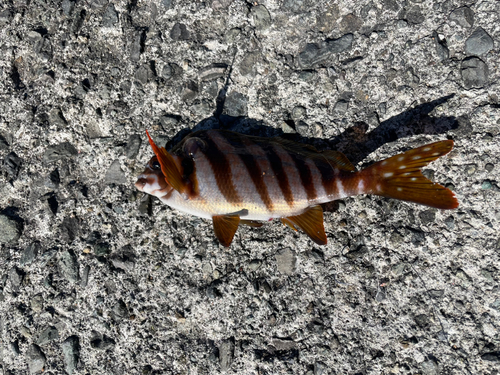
[135,130,458,246]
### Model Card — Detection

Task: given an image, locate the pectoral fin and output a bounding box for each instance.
[146,130,186,194]
[213,215,241,247]
[280,205,327,245]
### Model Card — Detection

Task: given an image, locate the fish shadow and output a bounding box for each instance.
[167,94,460,166]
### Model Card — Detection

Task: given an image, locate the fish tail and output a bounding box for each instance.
[359,140,459,209]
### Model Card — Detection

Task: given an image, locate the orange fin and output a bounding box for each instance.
[146,130,185,194]
[363,140,459,209]
[321,150,356,171]
[240,220,263,228]
[213,215,241,247]
[280,205,327,245]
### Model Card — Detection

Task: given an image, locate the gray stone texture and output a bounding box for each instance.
[0,0,499,374]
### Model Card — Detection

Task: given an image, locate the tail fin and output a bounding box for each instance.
[361,140,459,209]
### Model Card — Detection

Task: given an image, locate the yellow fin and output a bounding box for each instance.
[321,150,356,171]
[280,205,327,245]
[146,130,185,194]
[213,215,241,247]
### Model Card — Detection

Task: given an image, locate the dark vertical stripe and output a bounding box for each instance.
[222,133,274,212]
[290,153,317,201]
[180,156,199,198]
[314,158,337,196]
[268,145,295,207]
[203,134,242,204]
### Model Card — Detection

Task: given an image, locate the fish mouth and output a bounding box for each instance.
[135,178,147,192]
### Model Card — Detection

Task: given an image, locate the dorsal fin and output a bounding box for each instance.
[280,205,327,245]
[271,137,356,172]
[213,215,241,247]
[321,150,356,171]
[270,137,320,154]
[146,130,186,194]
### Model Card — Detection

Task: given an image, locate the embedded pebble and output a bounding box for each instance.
[4,152,22,179]
[170,23,190,41]
[102,4,118,27]
[461,56,488,89]
[223,92,248,117]
[219,339,235,371]
[60,216,80,243]
[405,5,425,24]
[449,6,474,28]
[275,248,296,275]
[43,143,78,163]
[21,242,40,265]
[0,214,23,243]
[58,250,80,283]
[420,359,439,375]
[251,5,271,31]
[124,134,142,159]
[334,100,349,114]
[433,32,449,61]
[36,326,59,346]
[130,31,145,61]
[9,267,24,291]
[0,10,12,25]
[465,27,494,55]
[110,246,136,272]
[104,159,127,185]
[62,336,80,374]
[419,209,436,224]
[112,299,129,319]
[239,51,261,77]
[27,344,46,374]
[340,13,362,33]
[31,294,44,312]
[180,80,199,101]
[297,34,353,69]
[291,106,306,120]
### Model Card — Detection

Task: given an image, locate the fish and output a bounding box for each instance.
[135,129,458,247]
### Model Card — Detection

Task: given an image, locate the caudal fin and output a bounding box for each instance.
[361,140,459,209]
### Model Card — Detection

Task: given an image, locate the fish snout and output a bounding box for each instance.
[135,177,147,192]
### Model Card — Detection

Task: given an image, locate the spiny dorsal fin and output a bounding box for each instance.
[280,205,327,245]
[146,130,186,194]
[270,137,320,154]
[272,137,356,172]
[213,215,241,247]
[321,150,356,171]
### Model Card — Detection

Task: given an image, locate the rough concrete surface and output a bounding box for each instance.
[0,0,499,374]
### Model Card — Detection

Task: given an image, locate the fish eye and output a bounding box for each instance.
[151,160,161,170]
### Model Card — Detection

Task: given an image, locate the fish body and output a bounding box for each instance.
[135,129,458,246]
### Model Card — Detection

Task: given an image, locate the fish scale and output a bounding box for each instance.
[135,130,458,247]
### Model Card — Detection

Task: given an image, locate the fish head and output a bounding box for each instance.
[135,155,173,198]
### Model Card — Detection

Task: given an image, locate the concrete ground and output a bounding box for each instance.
[1,0,499,374]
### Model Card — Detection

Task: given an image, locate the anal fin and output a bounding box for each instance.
[280,205,327,245]
[213,215,241,247]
